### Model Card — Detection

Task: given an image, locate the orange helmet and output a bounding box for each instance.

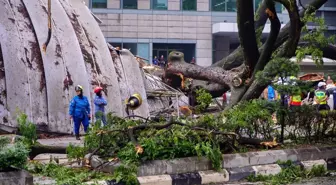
[94,86,103,94]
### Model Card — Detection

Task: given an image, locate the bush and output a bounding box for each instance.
[195,88,212,113]
[17,113,37,146]
[0,139,30,171]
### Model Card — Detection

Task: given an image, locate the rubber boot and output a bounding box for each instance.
[75,134,80,140]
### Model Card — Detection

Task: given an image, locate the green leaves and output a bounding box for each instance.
[17,112,37,146]
[256,57,300,85]
[195,88,213,113]
[0,141,29,170]
[247,160,327,184]
[296,11,336,65]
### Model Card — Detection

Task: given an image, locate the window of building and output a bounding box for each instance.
[152,0,168,10]
[137,43,150,63]
[123,0,137,9]
[182,0,197,11]
[254,0,282,13]
[92,0,107,8]
[211,0,236,12]
[123,43,138,54]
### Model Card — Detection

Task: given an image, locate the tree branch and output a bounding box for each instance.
[165,51,246,87]
[215,0,327,71]
[236,0,260,73]
[252,0,281,77]
[213,0,269,70]
[273,0,327,50]
[274,0,301,57]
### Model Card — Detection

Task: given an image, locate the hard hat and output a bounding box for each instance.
[75,85,83,91]
[94,86,103,94]
[318,81,326,87]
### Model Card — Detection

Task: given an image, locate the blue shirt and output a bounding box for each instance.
[268,85,275,100]
[69,96,90,118]
[94,96,107,113]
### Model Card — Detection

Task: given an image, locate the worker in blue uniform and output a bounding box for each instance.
[69,85,91,140]
[93,86,107,125]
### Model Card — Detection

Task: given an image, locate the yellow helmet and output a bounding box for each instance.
[75,85,83,91]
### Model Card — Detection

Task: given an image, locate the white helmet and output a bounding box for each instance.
[318,81,326,88]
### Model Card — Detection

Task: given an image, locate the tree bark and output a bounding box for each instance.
[236,0,260,73]
[29,143,67,160]
[164,0,330,101]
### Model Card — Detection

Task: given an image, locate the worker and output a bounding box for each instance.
[263,85,277,101]
[69,85,91,140]
[314,81,330,111]
[94,86,107,126]
[289,89,302,108]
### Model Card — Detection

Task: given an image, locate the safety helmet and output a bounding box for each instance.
[318,81,326,88]
[94,86,103,94]
[75,85,83,91]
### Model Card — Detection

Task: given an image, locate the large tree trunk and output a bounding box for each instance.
[164,0,333,107]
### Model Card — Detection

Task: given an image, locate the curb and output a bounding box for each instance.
[86,146,336,176]
[84,159,331,185]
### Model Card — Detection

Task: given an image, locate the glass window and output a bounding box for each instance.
[182,0,197,11]
[211,0,236,12]
[92,0,107,8]
[254,0,282,13]
[123,43,138,55]
[123,0,137,9]
[137,43,150,63]
[110,42,122,48]
[152,0,168,10]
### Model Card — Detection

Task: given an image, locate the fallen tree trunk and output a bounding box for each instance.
[29,143,67,160]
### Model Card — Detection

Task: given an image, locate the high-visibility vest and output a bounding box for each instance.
[315,90,327,105]
[290,95,301,106]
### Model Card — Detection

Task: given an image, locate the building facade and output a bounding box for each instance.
[85,0,336,67]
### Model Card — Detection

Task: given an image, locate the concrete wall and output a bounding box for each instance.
[96,13,213,66]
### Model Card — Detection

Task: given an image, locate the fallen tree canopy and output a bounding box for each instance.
[164,0,335,107]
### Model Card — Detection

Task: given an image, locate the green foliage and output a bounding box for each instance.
[296,11,335,65]
[247,160,327,184]
[0,141,29,170]
[28,162,110,185]
[112,163,139,185]
[17,113,37,146]
[0,136,10,148]
[195,142,222,169]
[256,58,300,85]
[223,99,276,138]
[195,88,212,113]
[66,144,87,161]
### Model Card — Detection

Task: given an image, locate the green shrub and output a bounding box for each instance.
[195,88,212,113]
[17,113,37,146]
[0,141,29,170]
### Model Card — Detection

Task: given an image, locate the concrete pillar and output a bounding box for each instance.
[108,0,120,8]
[197,0,209,11]
[168,0,180,10]
[196,15,212,66]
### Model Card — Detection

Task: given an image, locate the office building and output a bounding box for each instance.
[85,0,335,68]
